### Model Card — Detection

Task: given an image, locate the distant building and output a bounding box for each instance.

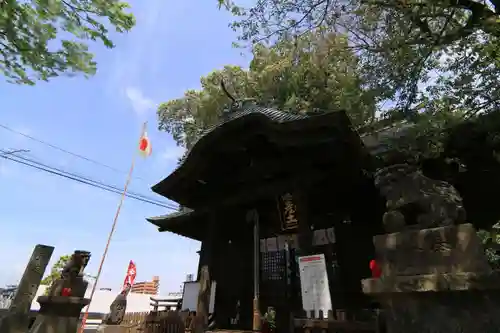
[0,285,17,309]
[131,276,159,295]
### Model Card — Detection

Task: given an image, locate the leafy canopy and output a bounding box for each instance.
[40,254,95,294]
[221,0,500,119]
[157,30,376,150]
[40,254,71,286]
[0,0,135,85]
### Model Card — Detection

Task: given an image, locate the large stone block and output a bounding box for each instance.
[373,223,490,277]
[381,290,500,333]
[363,224,500,333]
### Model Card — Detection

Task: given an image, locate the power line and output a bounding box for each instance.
[0,151,178,210]
[0,149,29,156]
[6,150,172,206]
[1,153,176,209]
[0,123,149,182]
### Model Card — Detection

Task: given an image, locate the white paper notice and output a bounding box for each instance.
[298,254,332,319]
[312,229,328,246]
[266,237,278,252]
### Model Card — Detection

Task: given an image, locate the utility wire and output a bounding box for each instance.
[0,149,29,156]
[0,123,149,182]
[3,150,172,206]
[1,153,175,209]
[0,152,178,210]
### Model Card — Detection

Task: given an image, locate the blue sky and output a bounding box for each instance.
[0,0,250,296]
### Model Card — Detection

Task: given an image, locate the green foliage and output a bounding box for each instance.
[0,0,135,85]
[376,107,468,164]
[478,222,500,269]
[222,0,500,119]
[40,254,71,287]
[263,307,276,329]
[158,31,377,150]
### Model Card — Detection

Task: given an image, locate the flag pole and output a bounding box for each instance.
[78,122,147,333]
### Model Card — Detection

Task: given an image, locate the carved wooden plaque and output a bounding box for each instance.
[277,193,299,231]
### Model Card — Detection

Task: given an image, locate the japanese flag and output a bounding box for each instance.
[138,123,152,158]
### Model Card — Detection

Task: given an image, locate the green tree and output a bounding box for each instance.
[40,254,71,286]
[0,0,135,85]
[158,30,377,150]
[221,0,500,119]
[478,222,500,269]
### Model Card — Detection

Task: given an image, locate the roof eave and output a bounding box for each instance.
[146,210,205,241]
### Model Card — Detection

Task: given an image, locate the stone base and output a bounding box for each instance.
[0,310,31,333]
[363,270,500,332]
[378,289,500,333]
[37,296,90,317]
[362,223,500,333]
[372,223,491,277]
[363,270,500,293]
[30,315,82,333]
[30,296,90,333]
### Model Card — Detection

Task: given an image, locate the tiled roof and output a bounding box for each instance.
[179,102,314,169]
[151,103,349,202]
[147,209,195,223]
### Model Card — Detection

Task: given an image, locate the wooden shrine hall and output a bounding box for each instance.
[147,101,386,332]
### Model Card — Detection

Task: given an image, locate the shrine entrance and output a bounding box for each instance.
[147,104,383,332]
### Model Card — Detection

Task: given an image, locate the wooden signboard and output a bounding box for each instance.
[277,193,299,231]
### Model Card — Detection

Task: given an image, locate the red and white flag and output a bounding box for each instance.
[138,123,152,157]
[123,260,137,290]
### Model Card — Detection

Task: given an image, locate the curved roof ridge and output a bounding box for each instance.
[189,103,311,150]
[165,103,318,177]
[151,103,351,205]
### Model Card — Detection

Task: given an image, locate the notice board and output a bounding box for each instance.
[181,281,216,313]
[298,254,332,319]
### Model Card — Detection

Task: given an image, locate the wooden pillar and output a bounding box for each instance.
[195,213,217,332]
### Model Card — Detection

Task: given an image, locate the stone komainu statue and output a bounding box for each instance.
[61,250,91,278]
[48,250,91,296]
[103,284,131,325]
[375,164,466,232]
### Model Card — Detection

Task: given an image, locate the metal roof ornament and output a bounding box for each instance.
[220,79,258,116]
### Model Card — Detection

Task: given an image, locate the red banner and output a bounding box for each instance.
[123,260,137,290]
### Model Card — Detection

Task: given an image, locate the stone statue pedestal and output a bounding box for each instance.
[29,296,90,333]
[362,223,500,333]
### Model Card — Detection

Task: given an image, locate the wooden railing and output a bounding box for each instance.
[293,309,384,333]
[100,310,196,333]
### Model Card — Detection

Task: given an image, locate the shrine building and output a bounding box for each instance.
[147,101,388,331]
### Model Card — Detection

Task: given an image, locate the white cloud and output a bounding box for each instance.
[125,87,156,116]
[108,0,169,105]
